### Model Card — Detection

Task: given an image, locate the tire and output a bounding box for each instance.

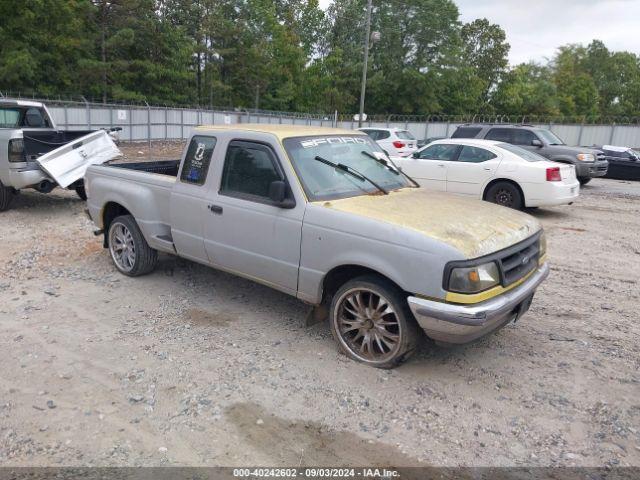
[75,184,87,201]
[329,275,420,369]
[0,181,14,212]
[485,181,524,210]
[107,215,158,277]
[578,177,591,186]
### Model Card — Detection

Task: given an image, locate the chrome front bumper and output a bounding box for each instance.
[408,263,550,344]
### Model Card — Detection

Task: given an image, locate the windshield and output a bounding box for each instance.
[498,143,546,162]
[536,129,565,145]
[396,130,416,140]
[0,108,21,128]
[283,135,412,201]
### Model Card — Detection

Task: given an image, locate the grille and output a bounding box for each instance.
[497,236,540,287]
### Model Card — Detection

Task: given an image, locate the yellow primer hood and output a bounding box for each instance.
[320,188,541,259]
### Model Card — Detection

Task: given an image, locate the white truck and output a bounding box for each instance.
[0,99,121,211]
[85,124,549,368]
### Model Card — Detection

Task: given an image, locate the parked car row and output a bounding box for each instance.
[393,139,579,210]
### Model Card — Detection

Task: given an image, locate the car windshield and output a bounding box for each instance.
[283,135,412,201]
[0,108,21,128]
[396,130,416,140]
[498,143,545,162]
[536,129,565,145]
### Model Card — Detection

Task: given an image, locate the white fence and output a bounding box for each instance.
[39,100,640,148]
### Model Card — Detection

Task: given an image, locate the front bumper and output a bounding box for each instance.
[575,160,609,178]
[408,262,550,344]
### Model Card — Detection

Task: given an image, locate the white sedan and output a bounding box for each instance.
[393,139,580,210]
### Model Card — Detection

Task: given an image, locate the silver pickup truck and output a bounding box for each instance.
[86,125,549,368]
[0,99,121,211]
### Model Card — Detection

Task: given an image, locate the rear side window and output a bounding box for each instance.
[180,135,217,185]
[451,127,482,139]
[512,129,538,146]
[396,130,416,140]
[0,108,21,128]
[457,146,497,163]
[220,140,282,200]
[485,128,513,143]
[418,144,460,161]
[377,130,391,140]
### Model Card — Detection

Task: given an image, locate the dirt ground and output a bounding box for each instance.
[0,161,639,468]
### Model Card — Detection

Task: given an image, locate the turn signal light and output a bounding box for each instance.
[546,167,561,182]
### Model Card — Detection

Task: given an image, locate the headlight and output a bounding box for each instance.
[539,231,547,259]
[576,153,595,162]
[448,262,500,294]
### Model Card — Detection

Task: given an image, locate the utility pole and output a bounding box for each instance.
[358,0,373,128]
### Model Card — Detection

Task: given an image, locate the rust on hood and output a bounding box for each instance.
[319,188,541,259]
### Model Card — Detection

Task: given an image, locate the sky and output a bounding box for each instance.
[318,0,640,65]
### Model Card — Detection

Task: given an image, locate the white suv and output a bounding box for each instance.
[358,127,418,157]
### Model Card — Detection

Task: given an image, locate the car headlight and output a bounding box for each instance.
[576,153,595,162]
[448,262,500,294]
[539,231,547,259]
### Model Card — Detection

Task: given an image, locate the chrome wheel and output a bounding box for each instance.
[109,222,136,272]
[334,288,401,363]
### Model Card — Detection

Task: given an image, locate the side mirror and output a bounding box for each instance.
[531,139,543,147]
[268,180,295,208]
[412,151,420,159]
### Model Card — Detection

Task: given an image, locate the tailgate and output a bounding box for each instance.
[36,131,122,188]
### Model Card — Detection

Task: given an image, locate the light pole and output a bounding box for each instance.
[358,0,373,128]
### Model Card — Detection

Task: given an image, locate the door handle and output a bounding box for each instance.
[208,205,223,215]
[437,164,445,167]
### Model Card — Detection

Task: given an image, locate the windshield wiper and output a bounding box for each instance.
[361,150,420,188]
[313,156,388,195]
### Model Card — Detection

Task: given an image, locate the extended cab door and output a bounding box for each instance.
[170,135,218,264]
[202,137,305,296]
[399,143,459,191]
[445,145,501,197]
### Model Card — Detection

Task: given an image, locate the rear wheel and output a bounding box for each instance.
[0,181,14,212]
[485,181,523,210]
[329,275,419,369]
[578,177,591,185]
[108,215,158,277]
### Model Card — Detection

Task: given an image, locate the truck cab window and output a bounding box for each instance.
[220,141,282,200]
[23,108,46,128]
[180,135,217,185]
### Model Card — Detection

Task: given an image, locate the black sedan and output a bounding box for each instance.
[594,145,640,181]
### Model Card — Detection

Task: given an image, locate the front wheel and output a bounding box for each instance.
[329,275,419,369]
[108,215,158,277]
[578,177,591,185]
[485,182,524,210]
[0,181,14,212]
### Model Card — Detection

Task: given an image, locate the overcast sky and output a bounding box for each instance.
[319,0,640,65]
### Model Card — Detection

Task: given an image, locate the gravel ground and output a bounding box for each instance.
[0,173,639,468]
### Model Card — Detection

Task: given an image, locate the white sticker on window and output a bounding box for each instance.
[301,137,368,149]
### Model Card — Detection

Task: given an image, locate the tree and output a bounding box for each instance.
[553,45,599,117]
[492,63,559,116]
[0,0,93,95]
[461,18,510,101]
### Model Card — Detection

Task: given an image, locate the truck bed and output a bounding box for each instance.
[108,159,180,177]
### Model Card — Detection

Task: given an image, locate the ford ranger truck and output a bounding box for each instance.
[85,125,549,368]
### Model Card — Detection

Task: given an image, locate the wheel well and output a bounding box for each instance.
[483,178,525,202]
[102,202,131,247]
[321,265,404,303]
